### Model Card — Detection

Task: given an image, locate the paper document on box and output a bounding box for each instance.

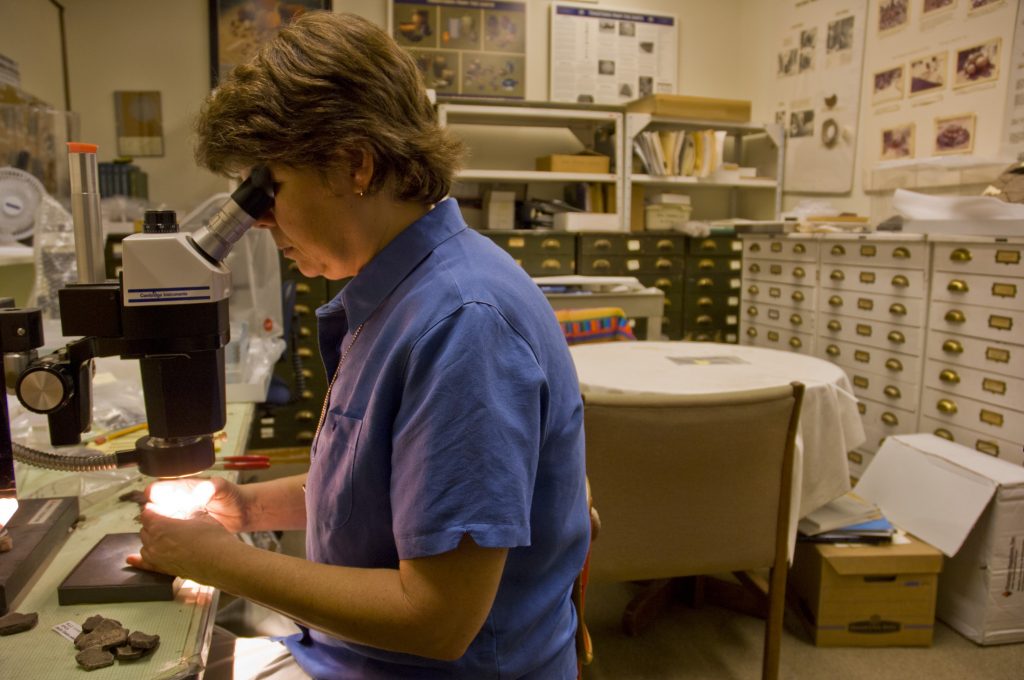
[797,491,882,536]
[853,435,1000,557]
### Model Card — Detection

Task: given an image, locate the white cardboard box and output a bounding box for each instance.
[553,212,620,232]
[854,434,1024,645]
[483,190,516,229]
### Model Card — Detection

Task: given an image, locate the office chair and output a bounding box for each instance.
[582,382,804,680]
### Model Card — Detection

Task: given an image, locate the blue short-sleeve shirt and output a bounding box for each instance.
[282,198,590,679]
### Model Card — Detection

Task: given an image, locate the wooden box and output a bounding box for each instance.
[625,95,751,123]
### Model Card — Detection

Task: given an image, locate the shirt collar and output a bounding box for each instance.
[317,198,467,327]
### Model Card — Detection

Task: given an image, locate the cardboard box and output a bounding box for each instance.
[855,434,1024,645]
[483,190,516,229]
[535,153,610,174]
[789,533,943,647]
[625,94,752,123]
[553,212,620,232]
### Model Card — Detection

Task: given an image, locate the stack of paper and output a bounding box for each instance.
[632,129,727,178]
[798,516,896,545]
[797,491,883,537]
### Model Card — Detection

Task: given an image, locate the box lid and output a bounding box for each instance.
[854,434,1024,557]
[813,533,943,576]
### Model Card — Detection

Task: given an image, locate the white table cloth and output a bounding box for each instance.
[570,342,866,553]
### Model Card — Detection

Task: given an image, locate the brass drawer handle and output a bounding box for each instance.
[889,303,907,316]
[295,282,311,294]
[892,246,910,259]
[934,428,954,441]
[891,275,909,288]
[939,369,960,384]
[697,277,713,288]
[541,258,562,270]
[950,248,972,262]
[791,291,805,302]
[594,239,612,250]
[749,242,761,252]
[657,239,675,251]
[947,279,968,293]
[700,238,717,251]
[698,258,715,270]
[294,303,311,315]
[793,267,806,279]
[827,320,842,331]
[881,412,899,426]
[942,339,964,354]
[747,284,759,295]
[541,238,561,250]
[655,278,673,289]
[937,399,958,414]
[771,241,783,252]
[885,358,903,372]
[790,314,803,326]
[696,315,713,326]
[828,295,843,307]
[295,410,315,422]
[297,347,313,358]
[826,344,840,356]
[883,386,901,399]
[793,243,806,254]
[831,244,846,256]
[697,296,713,307]
[748,263,761,273]
[789,337,802,349]
[887,330,906,344]
[945,309,965,324]
[655,258,673,270]
[830,270,845,281]
[593,258,611,270]
[746,327,758,337]
[747,306,758,316]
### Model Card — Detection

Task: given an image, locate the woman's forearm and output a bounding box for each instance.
[239,473,309,531]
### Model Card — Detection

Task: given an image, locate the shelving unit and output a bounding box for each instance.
[437,101,624,228]
[623,113,785,228]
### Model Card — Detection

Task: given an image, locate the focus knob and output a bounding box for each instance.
[17,364,73,413]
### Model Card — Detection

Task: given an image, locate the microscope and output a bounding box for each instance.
[1,144,273,538]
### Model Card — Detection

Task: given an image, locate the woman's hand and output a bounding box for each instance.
[127,507,239,581]
[144,476,250,532]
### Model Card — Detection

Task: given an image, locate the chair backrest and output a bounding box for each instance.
[584,382,804,583]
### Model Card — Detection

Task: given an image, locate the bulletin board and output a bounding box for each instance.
[772,0,868,194]
[549,3,678,105]
[390,0,527,100]
[861,0,1018,173]
[1000,3,1024,158]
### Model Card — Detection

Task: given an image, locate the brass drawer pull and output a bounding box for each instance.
[746,327,758,337]
[944,309,965,324]
[791,291,805,302]
[790,314,803,326]
[939,369,960,384]
[771,241,783,252]
[827,320,842,331]
[697,296,713,307]
[885,358,903,372]
[793,243,807,254]
[891,275,909,288]
[950,248,972,262]
[860,245,877,257]
[295,282,311,294]
[789,337,802,349]
[883,385,901,399]
[594,239,612,250]
[889,303,907,316]
[749,242,761,252]
[769,287,781,298]
[297,347,313,358]
[892,246,910,259]
[700,238,716,251]
[748,263,761,273]
[657,239,675,251]
[934,428,954,441]
[881,412,899,426]
[976,440,999,456]
[542,258,562,270]
[830,270,845,281]
[593,258,611,270]
[294,304,311,315]
[937,399,958,414]
[826,344,840,356]
[747,284,759,295]
[696,315,713,326]
[655,258,673,270]
[541,238,561,250]
[747,306,758,316]
[770,264,783,275]
[767,330,780,341]
[697,277,713,288]
[656,278,673,289]
[295,410,315,422]
[887,330,906,344]
[793,267,806,279]
[947,279,968,293]
[942,339,964,354]
[698,258,715,270]
[828,295,843,307]
[831,244,846,256]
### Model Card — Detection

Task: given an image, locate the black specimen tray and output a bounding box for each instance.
[58,532,177,606]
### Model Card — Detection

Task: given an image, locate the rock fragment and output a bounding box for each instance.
[0,611,38,636]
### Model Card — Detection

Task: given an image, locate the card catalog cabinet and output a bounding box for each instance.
[740,234,819,356]
[921,237,1024,466]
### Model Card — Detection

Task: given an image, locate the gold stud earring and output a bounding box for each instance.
[357,190,364,197]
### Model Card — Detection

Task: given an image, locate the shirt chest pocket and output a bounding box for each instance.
[307,408,363,531]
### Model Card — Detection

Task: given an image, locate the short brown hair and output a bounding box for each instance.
[194,11,463,204]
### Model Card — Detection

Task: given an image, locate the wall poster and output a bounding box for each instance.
[390,0,527,100]
[773,0,868,194]
[1000,3,1024,158]
[549,3,677,105]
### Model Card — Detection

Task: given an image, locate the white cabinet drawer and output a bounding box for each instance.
[818,339,922,379]
[819,314,922,354]
[744,301,814,332]
[822,239,927,269]
[923,358,1024,412]
[845,368,921,412]
[820,290,925,326]
[820,264,925,297]
[930,272,1023,312]
[744,281,816,310]
[929,301,1021,345]
[745,259,816,285]
[932,241,1024,278]
[742,237,818,261]
[919,416,1022,466]
[742,321,815,354]
[921,387,1024,445]
[925,332,1024,375]
[857,398,918,438]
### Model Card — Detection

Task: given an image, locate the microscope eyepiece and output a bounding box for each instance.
[191,165,275,263]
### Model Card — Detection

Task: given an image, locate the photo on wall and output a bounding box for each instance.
[878,0,910,35]
[968,0,1005,14]
[934,113,976,155]
[881,123,915,159]
[922,0,956,16]
[826,16,855,53]
[789,109,815,138]
[873,65,905,105]
[909,51,947,96]
[954,38,1001,89]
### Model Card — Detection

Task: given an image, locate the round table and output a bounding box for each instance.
[570,342,866,547]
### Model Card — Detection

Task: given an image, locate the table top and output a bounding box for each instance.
[1,402,254,679]
[570,341,866,525]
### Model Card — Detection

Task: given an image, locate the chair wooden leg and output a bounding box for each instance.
[622,578,674,636]
[761,566,786,680]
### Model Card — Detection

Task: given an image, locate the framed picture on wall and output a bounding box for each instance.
[881,123,915,160]
[953,38,1001,89]
[934,113,976,155]
[209,0,332,87]
[909,51,947,96]
[872,65,904,105]
[114,91,164,157]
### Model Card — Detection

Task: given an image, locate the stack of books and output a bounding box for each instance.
[797,491,896,545]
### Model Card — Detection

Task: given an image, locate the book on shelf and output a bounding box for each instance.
[797,491,883,537]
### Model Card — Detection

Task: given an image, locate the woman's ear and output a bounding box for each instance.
[349,147,374,195]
